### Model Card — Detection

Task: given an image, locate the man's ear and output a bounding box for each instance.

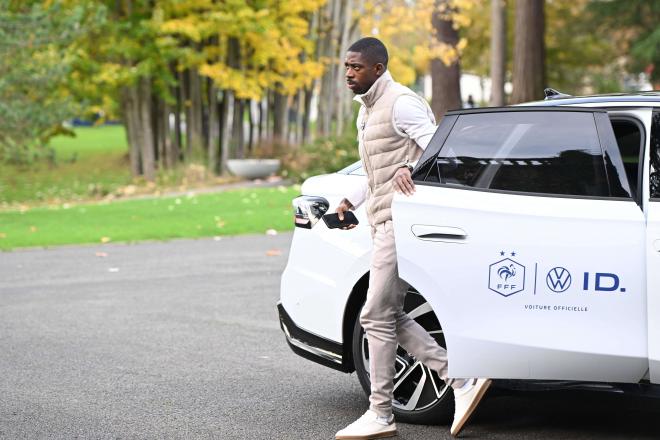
[375,63,385,76]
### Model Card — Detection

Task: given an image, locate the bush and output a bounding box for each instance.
[280,133,360,182]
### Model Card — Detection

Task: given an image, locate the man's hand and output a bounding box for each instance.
[393,166,415,196]
[335,198,357,230]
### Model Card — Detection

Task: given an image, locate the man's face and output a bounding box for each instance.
[344,51,383,95]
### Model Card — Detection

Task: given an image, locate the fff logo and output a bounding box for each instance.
[489,254,525,297]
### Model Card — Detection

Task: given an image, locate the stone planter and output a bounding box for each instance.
[226,158,281,180]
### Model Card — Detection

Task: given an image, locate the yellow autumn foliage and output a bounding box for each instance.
[360,0,477,85]
[158,0,326,99]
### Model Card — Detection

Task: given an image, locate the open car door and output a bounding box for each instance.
[392,108,647,382]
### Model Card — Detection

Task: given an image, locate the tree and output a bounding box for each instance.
[0,2,89,162]
[490,0,506,106]
[431,0,464,119]
[511,0,545,103]
[160,0,325,171]
[589,0,660,88]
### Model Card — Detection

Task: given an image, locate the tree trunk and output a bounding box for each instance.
[137,77,156,182]
[152,94,162,166]
[187,68,204,158]
[335,0,353,137]
[120,85,141,178]
[294,90,304,147]
[162,98,176,169]
[233,98,245,158]
[511,0,545,104]
[173,73,183,162]
[431,0,463,120]
[207,78,219,173]
[302,86,313,144]
[247,99,256,155]
[316,0,339,137]
[219,90,233,175]
[490,0,507,106]
[258,97,265,144]
[273,92,288,145]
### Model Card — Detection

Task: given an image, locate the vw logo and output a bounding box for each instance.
[546,267,572,293]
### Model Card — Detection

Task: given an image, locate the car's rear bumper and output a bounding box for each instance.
[277,302,352,373]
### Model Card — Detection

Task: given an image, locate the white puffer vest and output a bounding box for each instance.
[356,72,430,226]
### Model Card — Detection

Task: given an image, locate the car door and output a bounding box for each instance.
[392,107,647,382]
[646,109,660,384]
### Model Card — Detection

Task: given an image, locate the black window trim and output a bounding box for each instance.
[414,114,459,182]
[412,106,634,201]
[593,112,634,199]
[417,180,635,202]
[651,110,660,202]
[606,114,646,207]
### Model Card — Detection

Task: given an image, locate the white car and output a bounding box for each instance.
[278,92,660,424]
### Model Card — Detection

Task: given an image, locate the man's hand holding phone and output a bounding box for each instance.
[331,198,358,230]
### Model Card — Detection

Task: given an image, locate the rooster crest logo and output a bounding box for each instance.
[497,264,516,281]
[488,254,526,297]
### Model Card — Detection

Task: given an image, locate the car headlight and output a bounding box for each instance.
[292,196,329,229]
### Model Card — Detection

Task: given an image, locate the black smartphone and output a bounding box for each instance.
[323,212,359,229]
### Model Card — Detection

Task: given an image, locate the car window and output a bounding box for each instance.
[422,111,611,197]
[650,111,660,199]
[610,117,643,202]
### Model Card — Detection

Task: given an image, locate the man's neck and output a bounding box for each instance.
[354,71,393,107]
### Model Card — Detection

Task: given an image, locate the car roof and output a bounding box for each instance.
[444,106,609,116]
[519,91,660,107]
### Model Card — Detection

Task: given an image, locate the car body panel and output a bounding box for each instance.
[280,173,371,343]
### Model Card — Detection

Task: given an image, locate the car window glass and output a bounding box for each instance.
[424,111,610,197]
[610,118,642,201]
[651,111,660,199]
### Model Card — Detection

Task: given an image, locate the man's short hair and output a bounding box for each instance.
[348,37,388,68]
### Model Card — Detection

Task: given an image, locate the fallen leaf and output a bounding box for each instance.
[100,237,111,243]
[0,232,6,239]
[213,236,223,241]
[29,226,38,233]
[266,249,282,256]
[266,229,278,236]
[95,252,108,258]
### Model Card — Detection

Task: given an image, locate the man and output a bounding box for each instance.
[334,37,491,439]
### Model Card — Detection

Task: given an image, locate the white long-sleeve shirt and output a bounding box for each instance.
[346,93,437,208]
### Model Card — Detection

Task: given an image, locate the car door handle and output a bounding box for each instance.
[411,225,467,242]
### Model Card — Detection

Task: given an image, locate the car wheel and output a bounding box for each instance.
[351,288,454,425]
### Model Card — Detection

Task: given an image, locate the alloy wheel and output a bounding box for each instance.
[359,289,451,413]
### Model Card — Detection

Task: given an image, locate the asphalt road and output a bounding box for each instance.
[1,233,660,439]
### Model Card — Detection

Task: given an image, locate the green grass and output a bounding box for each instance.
[0,186,298,250]
[50,124,128,157]
[0,125,132,205]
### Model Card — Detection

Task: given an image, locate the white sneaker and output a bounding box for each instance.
[450,378,492,437]
[335,409,397,440]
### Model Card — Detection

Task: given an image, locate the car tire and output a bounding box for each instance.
[351,288,455,425]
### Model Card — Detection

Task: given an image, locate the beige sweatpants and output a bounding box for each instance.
[359,220,466,418]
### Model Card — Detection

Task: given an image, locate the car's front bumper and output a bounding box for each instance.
[277,302,352,373]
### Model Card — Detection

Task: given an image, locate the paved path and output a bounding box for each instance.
[1,234,660,439]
